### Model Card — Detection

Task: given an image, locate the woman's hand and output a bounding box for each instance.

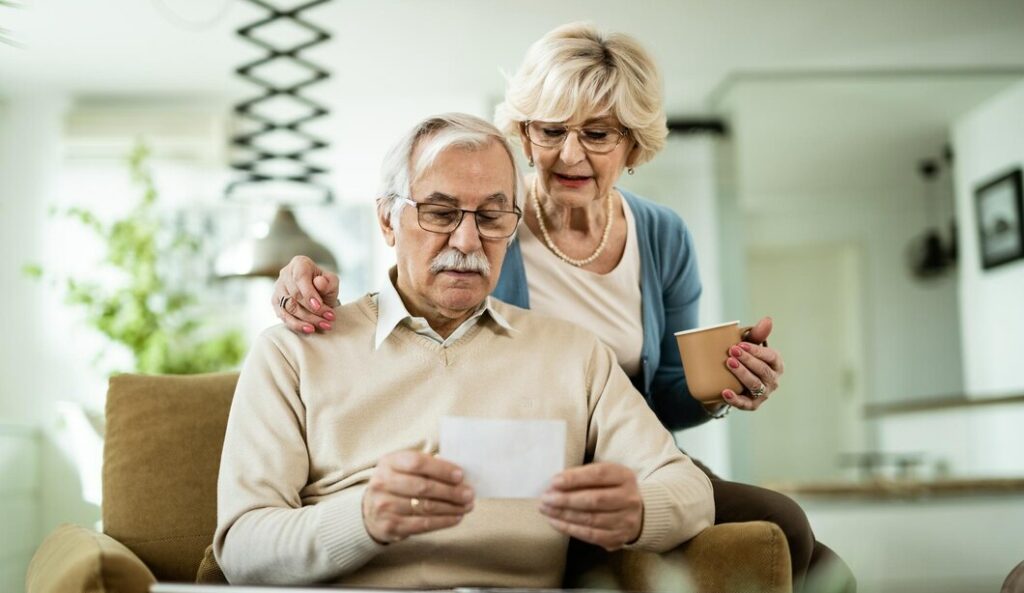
[272,256,341,334]
[721,316,785,411]
[362,450,475,544]
[539,462,643,551]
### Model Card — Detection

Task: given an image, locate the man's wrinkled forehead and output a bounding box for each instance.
[420,191,512,209]
[410,140,516,203]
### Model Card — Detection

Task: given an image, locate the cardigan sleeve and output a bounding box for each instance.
[646,210,711,431]
[213,331,382,585]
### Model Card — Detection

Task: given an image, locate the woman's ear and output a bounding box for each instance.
[519,122,534,165]
[625,142,641,170]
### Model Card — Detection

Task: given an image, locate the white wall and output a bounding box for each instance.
[0,95,102,563]
[742,193,964,406]
[0,425,40,593]
[952,79,1024,398]
[872,80,1024,481]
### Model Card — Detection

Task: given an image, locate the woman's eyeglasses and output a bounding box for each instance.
[524,121,628,154]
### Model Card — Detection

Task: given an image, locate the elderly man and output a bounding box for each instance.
[213,113,714,587]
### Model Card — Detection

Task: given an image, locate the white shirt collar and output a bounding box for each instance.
[374,268,515,350]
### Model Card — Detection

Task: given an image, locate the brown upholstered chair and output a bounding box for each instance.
[26,373,792,593]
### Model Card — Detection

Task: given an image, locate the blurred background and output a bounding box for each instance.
[2,1,1024,591]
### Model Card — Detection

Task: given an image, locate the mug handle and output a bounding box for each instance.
[740,325,767,347]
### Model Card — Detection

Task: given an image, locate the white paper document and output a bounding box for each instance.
[439,416,567,499]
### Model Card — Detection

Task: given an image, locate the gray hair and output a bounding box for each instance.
[377,113,524,239]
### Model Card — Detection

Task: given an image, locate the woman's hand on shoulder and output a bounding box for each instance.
[272,255,341,334]
[721,316,784,411]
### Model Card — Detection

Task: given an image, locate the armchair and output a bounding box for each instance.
[26,373,791,593]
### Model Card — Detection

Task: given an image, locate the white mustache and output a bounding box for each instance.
[429,248,491,277]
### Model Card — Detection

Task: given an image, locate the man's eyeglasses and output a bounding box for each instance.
[524,121,629,154]
[400,197,522,239]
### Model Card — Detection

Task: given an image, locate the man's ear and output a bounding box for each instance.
[377,203,397,247]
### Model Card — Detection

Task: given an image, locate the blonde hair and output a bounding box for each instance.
[494,22,668,167]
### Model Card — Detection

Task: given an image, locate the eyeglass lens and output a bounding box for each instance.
[527,121,624,153]
[417,203,519,238]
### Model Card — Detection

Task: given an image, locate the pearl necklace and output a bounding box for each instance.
[531,180,614,267]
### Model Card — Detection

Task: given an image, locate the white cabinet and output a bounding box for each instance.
[799,492,1024,593]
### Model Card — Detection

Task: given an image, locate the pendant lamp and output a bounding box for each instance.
[215,0,337,278]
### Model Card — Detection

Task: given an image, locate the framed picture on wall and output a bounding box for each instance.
[974,168,1024,270]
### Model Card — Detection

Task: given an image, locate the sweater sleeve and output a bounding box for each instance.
[585,339,714,552]
[213,331,383,585]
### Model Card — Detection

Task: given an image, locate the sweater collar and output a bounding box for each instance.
[375,267,514,350]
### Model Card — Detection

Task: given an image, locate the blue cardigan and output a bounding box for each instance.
[493,188,709,430]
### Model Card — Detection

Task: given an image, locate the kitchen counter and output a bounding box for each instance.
[768,476,1024,499]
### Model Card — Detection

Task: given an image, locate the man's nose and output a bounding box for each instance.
[559,130,586,165]
[448,212,483,253]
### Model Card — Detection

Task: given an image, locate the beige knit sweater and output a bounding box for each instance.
[214,295,714,587]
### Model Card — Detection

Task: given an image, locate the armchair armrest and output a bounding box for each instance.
[565,521,791,593]
[27,523,156,593]
[678,521,792,593]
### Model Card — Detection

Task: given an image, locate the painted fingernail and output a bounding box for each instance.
[730,346,743,357]
[310,298,320,310]
[324,310,335,320]
[319,321,332,331]
[302,325,314,334]
[727,357,740,368]
[723,390,734,399]
[739,342,752,351]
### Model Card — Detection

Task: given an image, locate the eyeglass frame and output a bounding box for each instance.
[523,120,630,154]
[397,197,523,240]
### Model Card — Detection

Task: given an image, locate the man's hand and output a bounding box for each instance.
[362,449,475,544]
[272,255,341,335]
[539,462,643,551]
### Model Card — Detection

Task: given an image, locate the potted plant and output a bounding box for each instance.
[25,143,246,375]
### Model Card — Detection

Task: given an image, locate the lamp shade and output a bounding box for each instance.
[215,206,337,278]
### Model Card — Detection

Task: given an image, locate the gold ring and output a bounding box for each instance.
[410,497,421,514]
[750,384,767,399]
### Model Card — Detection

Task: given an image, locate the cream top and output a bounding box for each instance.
[520,194,644,377]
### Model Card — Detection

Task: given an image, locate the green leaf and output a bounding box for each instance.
[21,263,43,279]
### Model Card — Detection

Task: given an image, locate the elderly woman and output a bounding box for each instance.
[271,22,852,592]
